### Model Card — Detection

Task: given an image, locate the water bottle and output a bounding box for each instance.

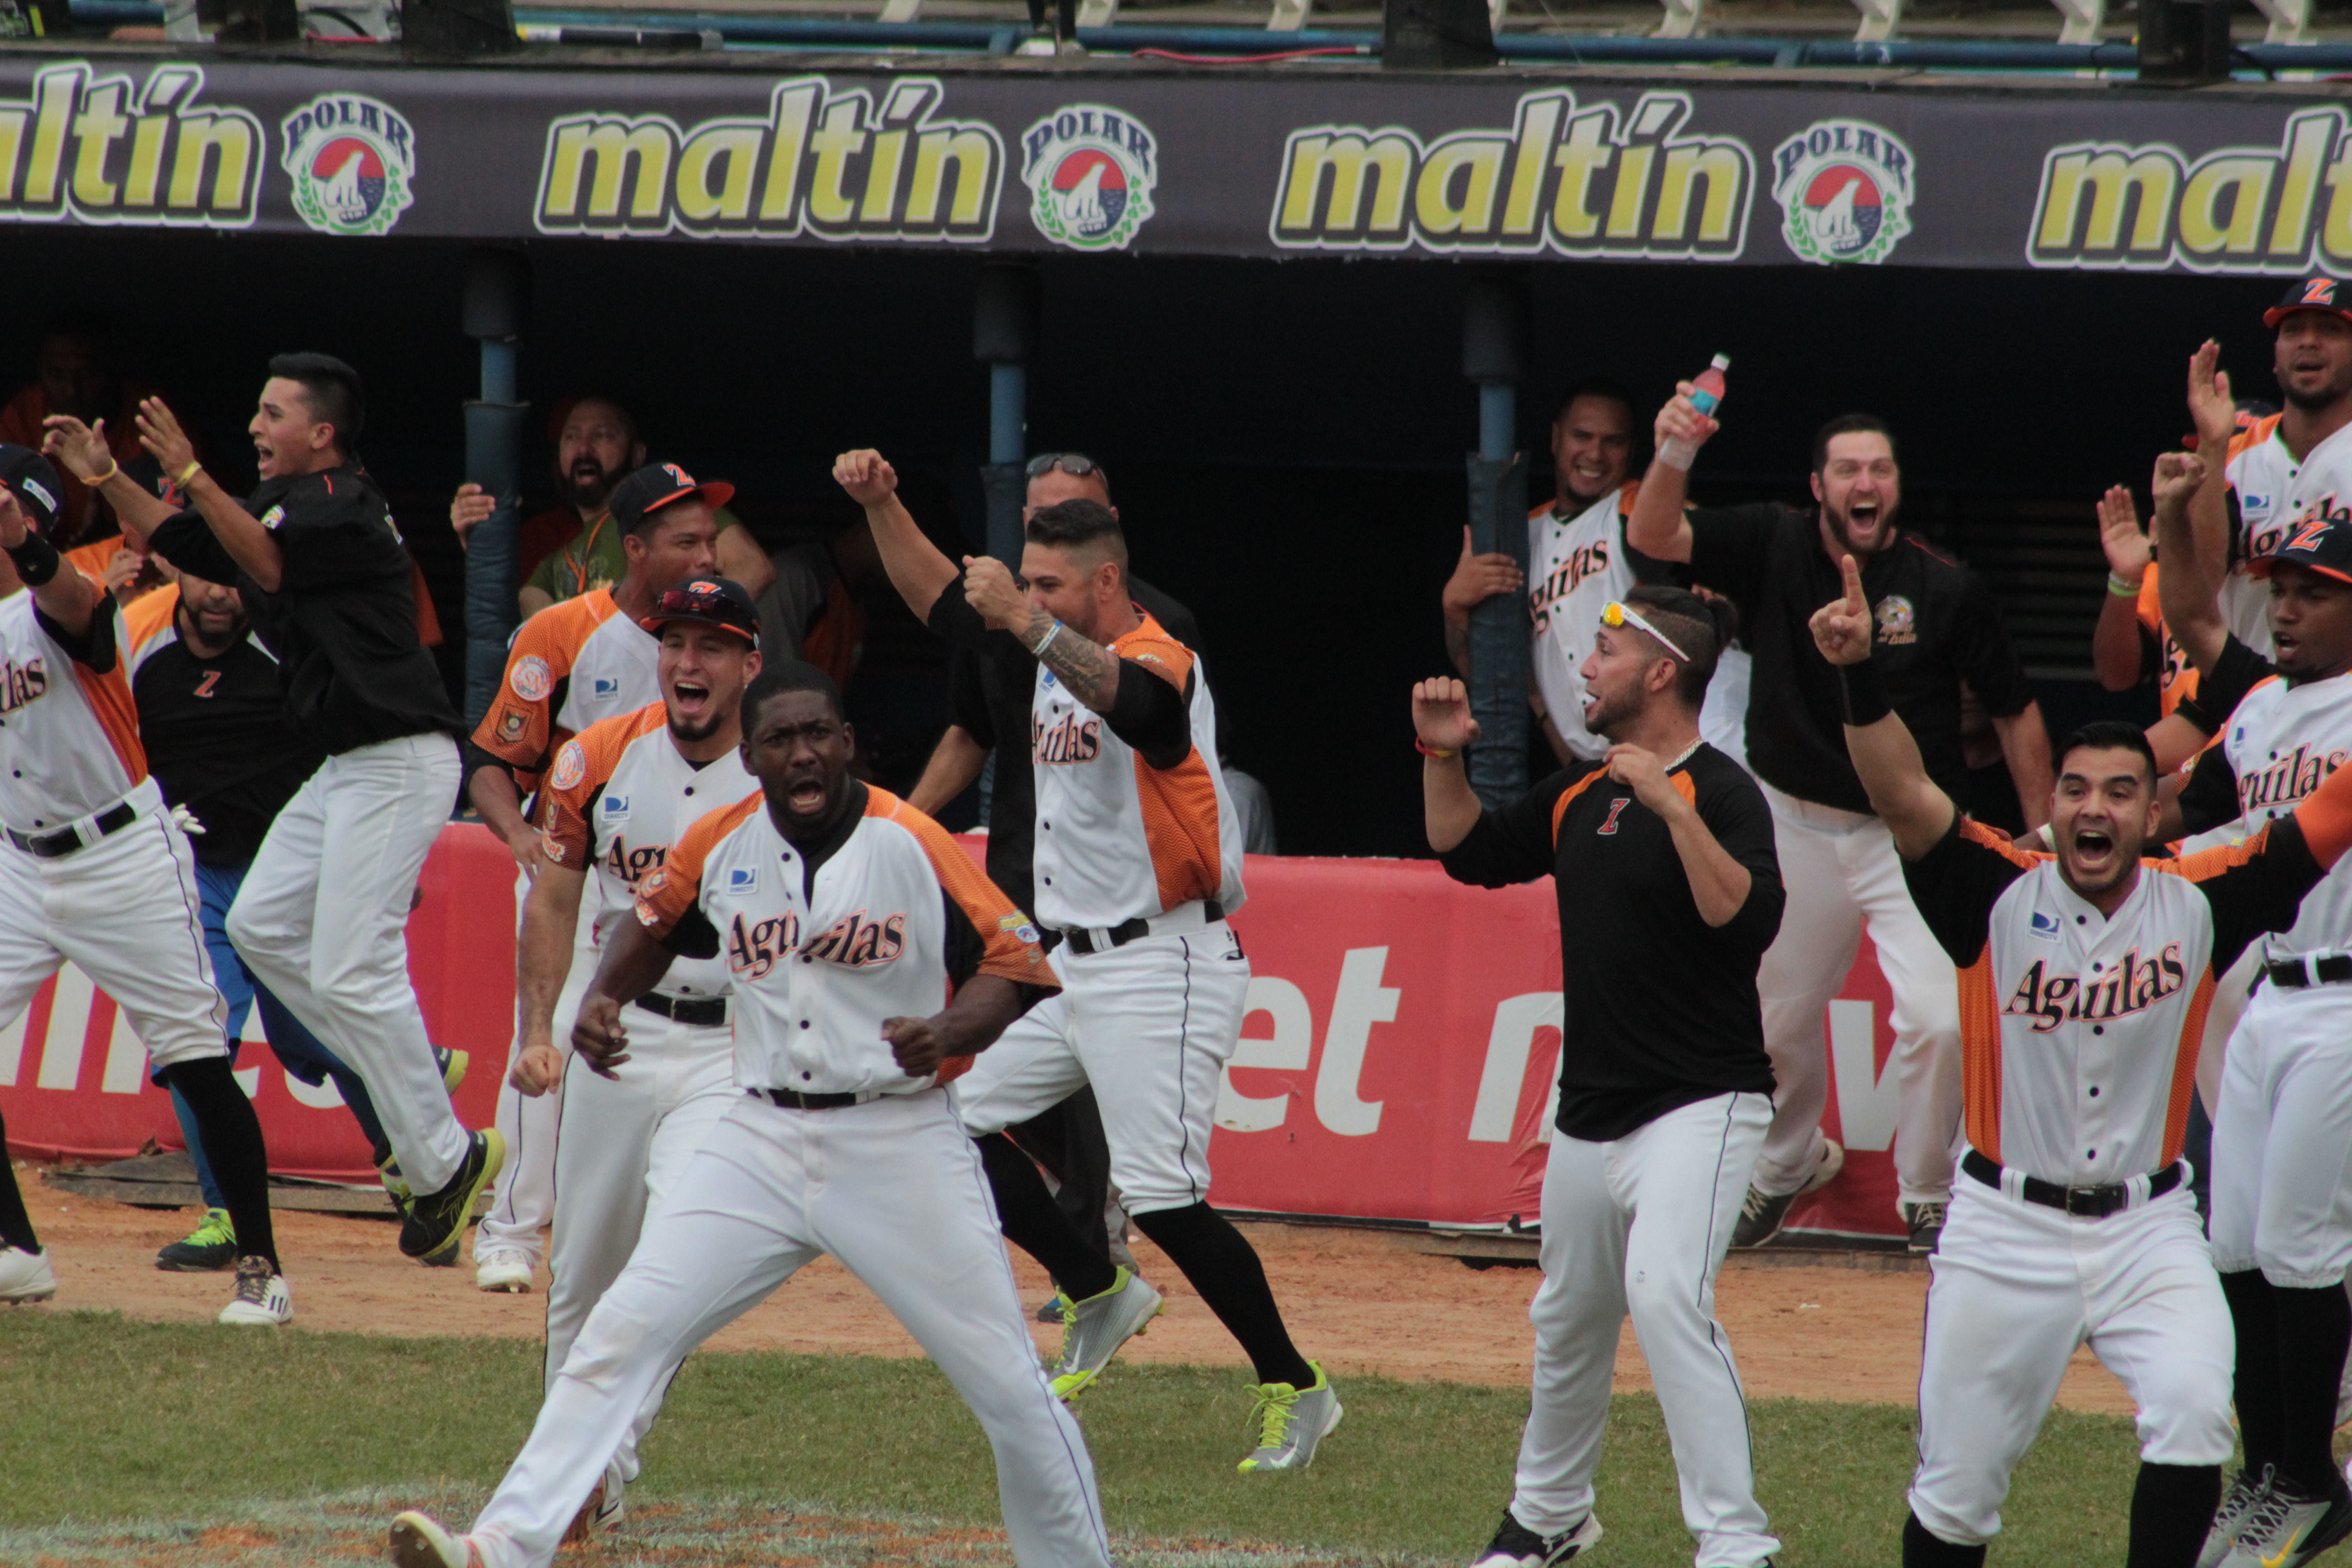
[1656,354,1730,472]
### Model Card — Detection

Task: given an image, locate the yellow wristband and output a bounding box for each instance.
[175,459,202,489]
[87,459,119,487]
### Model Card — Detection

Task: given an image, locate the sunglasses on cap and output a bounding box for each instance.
[1600,601,1690,662]
[645,579,759,641]
[1024,453,1098,479]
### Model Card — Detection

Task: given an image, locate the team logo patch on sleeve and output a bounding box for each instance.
[998,912,1043,946]
[495,706,528,741]
[259,505,287,530]
[549,740,588,793]
[510,654,553,702]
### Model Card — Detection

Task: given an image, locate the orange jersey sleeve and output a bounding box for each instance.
[865,787,1056,991]
[633,793,761,941]
[470,592,612,774]
[537,704,666,870]
[1112,615,1196,694]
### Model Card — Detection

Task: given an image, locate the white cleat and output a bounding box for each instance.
[0,1245,55,1303]
[390,1510,480,1568]
[474,1251,536,1294]
[216,1256,293,1326]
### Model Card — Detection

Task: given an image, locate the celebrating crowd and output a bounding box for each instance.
[0,274,2346,1568]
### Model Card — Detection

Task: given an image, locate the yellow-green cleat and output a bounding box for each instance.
[1047,1265,1164,1402]
[1238,1362,1341,1473]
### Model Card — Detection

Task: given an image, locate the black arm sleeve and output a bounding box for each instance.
[2176,741,2244,838]
[2191,817,2326,974]
[1900,819,2033,967]
[661,902,722,961]
[948,647,995,748]
[34,599,119,674]
[1103,662,1192,770]
[925,567,996,651]
[462,741,519,789]
[147,510,242,587]
[939,886,1051,1016]
[2172,634,2275,738]
[1436,768,1579,889]
[1699,769,1786,956]
[1682,503,1781,604]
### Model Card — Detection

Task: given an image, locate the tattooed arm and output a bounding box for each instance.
[964,554,1125,708]
[964,555,1193,769]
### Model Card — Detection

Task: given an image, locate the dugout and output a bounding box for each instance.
[0,43,2323,856]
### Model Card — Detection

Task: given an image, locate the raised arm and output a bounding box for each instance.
[1412,677,1485,853]
[1813,554,1957,859]
[1623,383,1715,564]
[2184,339,2238,599]
[133,398,287,592]
[833,449,957,623]
[39,414,177,542]
[2151,450,2228,678]
[511,862,588,1095]
[959,552,1131,715]
[2092,486,2154,691]
[0,486,102,636]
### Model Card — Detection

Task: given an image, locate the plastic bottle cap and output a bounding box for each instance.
[1709,354,1731,371]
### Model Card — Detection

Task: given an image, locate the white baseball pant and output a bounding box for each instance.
[1748,787,1962,1211]
[475,907,581,1265]
[0,778,227,1071]
[541,1003,736,1484]
[464,1088,1112,1568]
[226,731,470,1194]
[2210,982,2352,1289]
[1910,1171,2234,1546]
[953,919,1247,1215]
[1513,1091,1779,1568]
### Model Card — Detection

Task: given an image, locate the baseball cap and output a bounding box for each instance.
[2248,512,2352,587]
[640,576,761,644]
[2264,276,2352,330]
[0,445,64,538]
[608,462,735,534]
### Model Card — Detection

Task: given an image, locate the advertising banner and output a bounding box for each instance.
[0,822,1906,1240]
[0,51,2347,277]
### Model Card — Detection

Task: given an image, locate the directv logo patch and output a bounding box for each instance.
[726,866,759,895]
[2029,910,2060,941]
[593,676,621,698]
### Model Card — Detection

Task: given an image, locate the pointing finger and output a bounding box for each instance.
[1840,553,1865,607]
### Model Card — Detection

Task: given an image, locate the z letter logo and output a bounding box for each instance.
[1596,799,1631,836]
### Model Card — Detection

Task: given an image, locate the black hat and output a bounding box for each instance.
[0,445,64,538]
[640,575,760,644]
[608,462,736,535]
[2249,512,2352,587]
[2264,277,2352,330]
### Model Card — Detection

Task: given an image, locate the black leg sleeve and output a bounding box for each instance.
[2274,1283,2352,1497]
[0,1107,38,1254]
[157,1058,278,1272]
[1901,1511,1987,1567]
[2221,1269,2285,1478]
[975,1133,1117,1302]
[2126,1463,2220,1568]
[1130,1200,1313,1388]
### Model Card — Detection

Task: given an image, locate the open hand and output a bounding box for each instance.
[1655,382,1719,455]
[2186,340,2234,452]
[1411,676,1480,753]
[510,1043,564,1096]
[833,449,898,507]
[134,397,195,479]
[1809,554,1874,666]
[2097,485,2151,582]
[1441,525,1523,617]
[39,413,113,483]
[962,554,1030,633]
[571,994,631,1079]
[882,1014,947,1077]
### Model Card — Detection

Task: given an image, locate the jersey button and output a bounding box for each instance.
[799,1020,810,1029]
[802,1071,812,1081]
[685,786,695,796]
[2092,1025,2104,1035]
[2091,962,2102,972]
[2089,1086,2100,1097]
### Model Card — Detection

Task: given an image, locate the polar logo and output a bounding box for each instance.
[1772,119,1915,267]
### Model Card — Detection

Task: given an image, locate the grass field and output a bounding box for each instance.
[0,1310,2159,1565]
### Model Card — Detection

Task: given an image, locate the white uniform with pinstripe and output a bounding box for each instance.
[0,591,229,1076]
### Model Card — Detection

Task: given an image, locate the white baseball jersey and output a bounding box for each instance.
[1030,613,1245,931]
[471,588,660,790]
[1905,810,2347,1188]
[1527,486,1641,762]
[2223,415,2308,657]
[539,702,757,1000]
[0,590,147,832]
[637,784,1054,1096]
[2206,665,2352,962]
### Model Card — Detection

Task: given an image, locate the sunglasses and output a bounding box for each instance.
[1024,453,1098,479]
[1600,601,1690,663]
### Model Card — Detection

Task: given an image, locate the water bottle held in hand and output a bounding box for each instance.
[1658,354,1730,472]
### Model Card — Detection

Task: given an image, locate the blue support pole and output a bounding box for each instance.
[1462,275,1530,808]
[460,249,530,729]
[989,362,1028,467]
[974,264,1039,567]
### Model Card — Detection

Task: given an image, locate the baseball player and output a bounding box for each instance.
[463,462,725,1293]
[125,573,466,1270]
[41,354,501,1264]
[1629,401,2052,1255]
[503,576,762,1534]
[1810,551,2352,1568]
[0,445,289,1323]
[838,450,1337,1471]
[1419,587,1784,1568]
[2151,383,2352,1564]
[390,662,1113,1568]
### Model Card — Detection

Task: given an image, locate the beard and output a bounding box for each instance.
[1823,496,1899,556]
[564,458,618,512]
[1582,685,1639,740]
[668,709,726,745]
[2284,376,2352,412]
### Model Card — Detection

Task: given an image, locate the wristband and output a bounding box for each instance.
[175,459,202,489]
[86,459,119,487]
[1030,619,1063,658]
[1838,658,1891,727]
[1415,738,1460,759]
[3,531,60,587]
[2107,572,2144,597]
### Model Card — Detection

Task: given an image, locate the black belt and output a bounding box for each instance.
[5,800,137,859]
[1064,900,1223,958]
[2265,955,2352,990]
[1962,1148,2182,1219]
[632,992,728,1027]
[752,1087,866,1111]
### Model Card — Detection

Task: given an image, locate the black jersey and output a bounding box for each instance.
[129,612,322,866]
[1687,504,2034,813]
[149,462,458,755]
[1438,743,1783,1142]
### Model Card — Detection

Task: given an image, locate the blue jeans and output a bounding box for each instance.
[164,858,387,1209]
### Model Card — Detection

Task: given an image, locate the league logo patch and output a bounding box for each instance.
[280,93,417,239]
[19,476,54,514]
[1771,119,1914,267]
[725,865,759,895]
[510,654,553,703]
[495,706,528,741]
[1873,594,1917,646]
[549,740,588,793]
[998,912,1042,946]
[259,505,287,530]
[1021,105,1156,253]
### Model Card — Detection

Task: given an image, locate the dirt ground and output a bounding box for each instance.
[5,1158,2136,1416]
